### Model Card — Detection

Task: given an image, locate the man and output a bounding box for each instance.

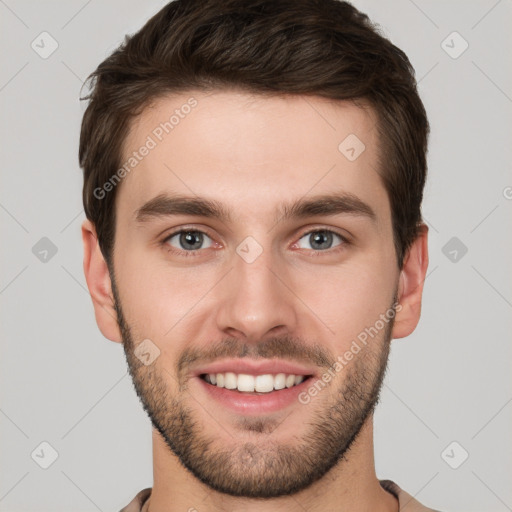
[79,0,440,510]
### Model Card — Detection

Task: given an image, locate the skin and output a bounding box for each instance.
[82,90,428,512]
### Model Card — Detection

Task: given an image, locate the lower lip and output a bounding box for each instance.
[196,376,313,415]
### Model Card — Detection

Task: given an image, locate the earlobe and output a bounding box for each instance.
[392,223,429,340]
[81,219,123,343]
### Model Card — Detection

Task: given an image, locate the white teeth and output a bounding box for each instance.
[274,373,286,390]
[224,372,237,390]
[205,372,307,392]
[237,374,255,392]
[255,374,274,393]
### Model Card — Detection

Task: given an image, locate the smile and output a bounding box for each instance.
[200,372,311,394]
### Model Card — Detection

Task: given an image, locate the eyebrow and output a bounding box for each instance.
[135,191,377,226]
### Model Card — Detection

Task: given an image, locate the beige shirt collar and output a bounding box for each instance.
[120,480,441,511]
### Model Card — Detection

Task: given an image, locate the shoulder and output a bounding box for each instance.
[119,488,152,512]
[380,479,444,512]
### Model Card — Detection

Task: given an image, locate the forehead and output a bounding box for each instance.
[117,90,389,225]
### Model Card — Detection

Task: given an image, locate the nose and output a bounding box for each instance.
[214,242,298,343]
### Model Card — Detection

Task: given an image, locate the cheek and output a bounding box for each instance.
[115,250,215,336]
[291,257,396,347]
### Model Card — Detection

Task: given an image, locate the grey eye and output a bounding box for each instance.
[296,230,343,251]
[167,230,213,251]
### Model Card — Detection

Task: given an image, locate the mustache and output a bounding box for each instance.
[176,335,335,379]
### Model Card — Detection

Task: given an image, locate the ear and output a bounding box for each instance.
[392,223,429,339]
[81,219,122,343]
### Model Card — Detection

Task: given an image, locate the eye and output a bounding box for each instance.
[295,229,347,251]
[164,230,213,252]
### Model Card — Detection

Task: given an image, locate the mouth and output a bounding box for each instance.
[199,372,313,394]
[192,359,317,415]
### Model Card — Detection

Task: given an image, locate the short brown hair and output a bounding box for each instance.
[79,0,429,270]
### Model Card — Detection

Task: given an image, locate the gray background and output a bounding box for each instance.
[1,1,511,511]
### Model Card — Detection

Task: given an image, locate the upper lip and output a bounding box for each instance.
[192,358,317,378]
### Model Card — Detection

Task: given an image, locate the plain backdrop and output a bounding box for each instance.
[1,1,511,511]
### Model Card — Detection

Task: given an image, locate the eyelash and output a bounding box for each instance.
[161,227,350,258]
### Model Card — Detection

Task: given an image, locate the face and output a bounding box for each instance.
[110,90,401,497]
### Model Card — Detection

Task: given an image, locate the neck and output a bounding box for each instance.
[146,416,398,512]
